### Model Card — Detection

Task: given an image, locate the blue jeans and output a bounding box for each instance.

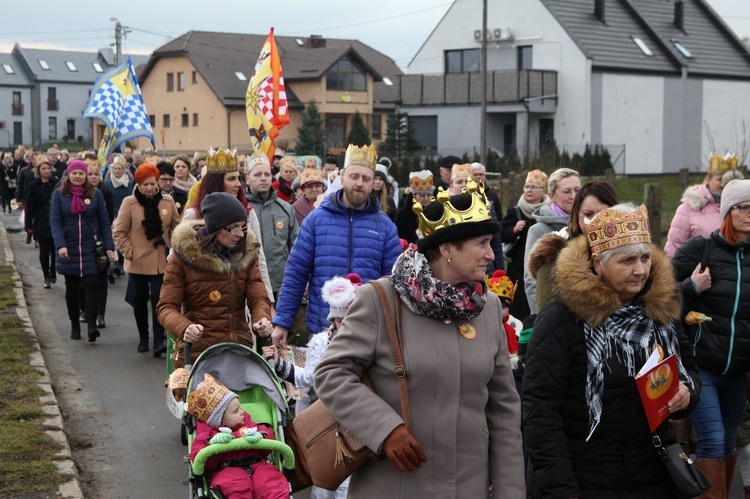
[691,368,747,459]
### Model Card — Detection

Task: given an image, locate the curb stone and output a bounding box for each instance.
[0,220,84,498]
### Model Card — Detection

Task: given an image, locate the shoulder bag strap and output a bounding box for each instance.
[371,279,410,430]
[514,206,522,221]
[700,236,712,271]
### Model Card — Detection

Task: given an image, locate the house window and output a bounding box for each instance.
[539,119,555,149]
[371,114,382,140]
[410,116,437,152]
[148,115,155,127]
[65,61,77,72]
[178,72,185,91]
[445,49,480,73]
[48,87,57,100]
[47,87,58,111]
[39,60,50,70]
[167,72,174,92]
[0,122,5,129]
[181,113,189,127]
[93,62,103,73]
[326,115,347,148]
[235,71,247,81]
[49,117,57,140]
[517,46,533,69]
[66,119,75,141]
[672,40,693,58]
[12,91,22,115]
[192,71,198,83]
[326,57,366,91]
[632,36,654,56]
[163,114,171,127]
[193,113,199,126]
[3,64,14,74]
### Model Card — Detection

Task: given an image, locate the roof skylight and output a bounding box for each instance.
[383,77,394,86]
[235,71,247,81]
[672,40,693,58]
[631,37,654,57]
[3,64,14,74]
[39,60,50,70]
[66,61,77,71]
[93,62,104,73]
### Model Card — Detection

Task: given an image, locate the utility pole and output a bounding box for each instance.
[110,16,122,65]
[480,0,488,165]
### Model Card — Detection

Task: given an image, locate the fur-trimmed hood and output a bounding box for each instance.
[527,231,569,279]
[171,219,259,274]
[680,183,713,212]
[553,236,681,327]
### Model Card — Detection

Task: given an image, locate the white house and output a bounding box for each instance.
[403,0,750,174]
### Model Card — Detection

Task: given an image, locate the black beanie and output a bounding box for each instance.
[440,155,462,169]
[197,192,247,238]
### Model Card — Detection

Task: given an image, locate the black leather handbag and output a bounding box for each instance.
[653,433,711,498]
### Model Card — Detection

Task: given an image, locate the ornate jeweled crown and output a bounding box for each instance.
[586,204,651,255]
[409,170,434,194]
[206,147,238,174]
[247,153,270,170]
[187,373,230,423]
[413,178,491,238]
[299,168,325,187]
[451,163,473,181]
[343,144,378,171]
[486,270,516,301]
[708,152,739,176]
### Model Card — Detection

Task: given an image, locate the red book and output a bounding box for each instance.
[635,351,679,432]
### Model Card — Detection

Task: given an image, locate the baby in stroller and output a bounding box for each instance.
[188,373,289,499]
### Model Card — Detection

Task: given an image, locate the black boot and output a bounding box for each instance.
[70,324,81,340]
[153,334,166,358]
[137,332,149,353]
[79,311,86,323]
[96,315,106,328]
[43,277,51,289]
[50,273,56,284]
[88,328,100,343]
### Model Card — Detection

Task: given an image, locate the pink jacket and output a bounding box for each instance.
[664,183,721,257]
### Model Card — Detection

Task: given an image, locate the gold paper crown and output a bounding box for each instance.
[451,163,473,181]
[167,367,191,402]
[343,144,377,170]
[409,170,434,193]
[206,147,238,174]
[187,373,232,423]
[485,270,516,301]
[299,168,326,187]
[526,169,548,188]
[247,153,270,172]
[413,178,491,238]
[708,152,739,176]
[279,156,297,170]
[586,204,651,255]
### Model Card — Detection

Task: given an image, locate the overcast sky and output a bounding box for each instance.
[2,0,749,71]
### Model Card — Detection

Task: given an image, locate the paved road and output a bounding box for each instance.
[4,210,186,498]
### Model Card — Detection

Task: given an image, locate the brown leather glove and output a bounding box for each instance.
[383,424,427,472]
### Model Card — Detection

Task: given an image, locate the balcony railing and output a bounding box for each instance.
[47,99,59,111]
[11,102,23,115]
[399,70,558,106]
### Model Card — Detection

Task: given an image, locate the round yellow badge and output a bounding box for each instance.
[208,290,222,302]
[84,198,91,205]
[458,323,476,340]
[276,221,284,230]
[162,209,168,215]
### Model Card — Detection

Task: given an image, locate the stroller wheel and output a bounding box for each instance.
[208,487,226,499]
[180,422,188,446]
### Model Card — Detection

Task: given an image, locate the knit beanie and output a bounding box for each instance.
[720,179,750,220]
[187,374,239,428]
[197,192,248,238]
[374,164,389,182]
[135,163,160,186]
[66,160,88,176]
[322,273,362,323]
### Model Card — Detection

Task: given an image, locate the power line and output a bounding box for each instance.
[0,28,110,36]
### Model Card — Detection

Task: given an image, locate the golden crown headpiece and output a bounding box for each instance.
[343,144,378,171]
[708,152,739,176]
[413,178,491,239]
[451,163,473,181]
[279,156,297,170]
[299,168,326,187]
[485,270,517,301]
[187,373,237,426]
[247,153,270,172]
[586,204,651,255]
[409,170,434,194]
[206,147,238,174]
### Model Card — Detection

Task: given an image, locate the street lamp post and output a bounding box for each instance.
[480,0,488,166]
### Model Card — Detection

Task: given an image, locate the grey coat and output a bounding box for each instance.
[314,278,525,499]
[246,189,298,292]
[523,204,569,314]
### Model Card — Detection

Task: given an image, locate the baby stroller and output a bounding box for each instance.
[182,342,295,498]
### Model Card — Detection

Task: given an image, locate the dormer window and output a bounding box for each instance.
[327,57,366,91]
[39,60,50,70]
[631,37,654,57]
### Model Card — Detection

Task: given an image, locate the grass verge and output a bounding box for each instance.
[0,265,63,496]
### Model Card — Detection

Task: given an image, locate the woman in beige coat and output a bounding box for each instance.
[113,163,181,356]
[315,179,525,498]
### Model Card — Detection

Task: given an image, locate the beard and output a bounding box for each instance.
[343,187,368,208]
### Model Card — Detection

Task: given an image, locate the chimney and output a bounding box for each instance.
[307,35,326,49]
[674,0,685,31]
[594,0,606,23]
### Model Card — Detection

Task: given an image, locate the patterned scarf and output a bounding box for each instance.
[391,245,486,322]
[583,304,693,441]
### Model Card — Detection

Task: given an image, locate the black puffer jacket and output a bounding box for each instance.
[672,231,750,377]
[523,237,700,499]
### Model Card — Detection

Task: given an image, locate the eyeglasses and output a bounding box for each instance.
[558,187,582,196]
[222,225,249,236]
[524,184,543,190]
[732,204,750,214]
[159,177,175,183]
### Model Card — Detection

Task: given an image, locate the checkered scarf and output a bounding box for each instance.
[392,245,486,322]
[583,304,693,441]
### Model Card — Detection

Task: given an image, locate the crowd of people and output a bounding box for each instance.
[7,141,750,498]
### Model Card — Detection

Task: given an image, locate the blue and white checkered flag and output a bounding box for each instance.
[82,56,154,159]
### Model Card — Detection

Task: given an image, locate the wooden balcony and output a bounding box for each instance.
[398,70,558,107]
[12,102,23,115]
[47,99,59,111]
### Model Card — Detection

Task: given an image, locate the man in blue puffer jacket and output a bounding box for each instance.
[271,144,401,346]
